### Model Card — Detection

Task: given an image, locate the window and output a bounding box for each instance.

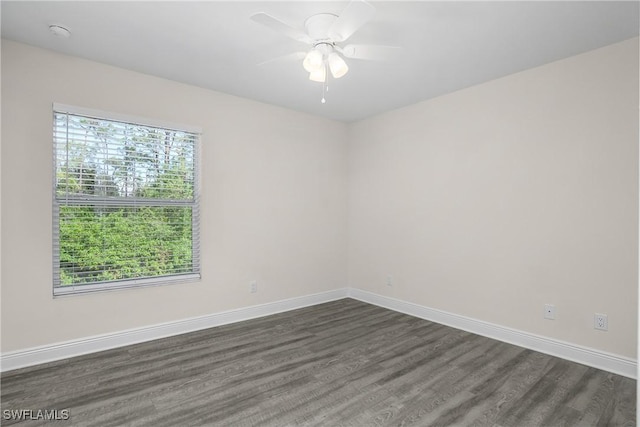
[53,104,200,296]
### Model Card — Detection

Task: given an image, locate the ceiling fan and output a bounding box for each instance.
[251,0,398,100]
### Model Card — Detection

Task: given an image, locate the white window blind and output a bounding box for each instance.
[53,104,201,296]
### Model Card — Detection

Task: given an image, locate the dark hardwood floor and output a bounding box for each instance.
[1,298,636,426]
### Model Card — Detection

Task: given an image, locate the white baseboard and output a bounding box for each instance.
[0,288,349,373]
[348,288,637,379]
[2,287,635,379]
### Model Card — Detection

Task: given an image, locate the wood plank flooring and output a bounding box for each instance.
[1,298,636,426]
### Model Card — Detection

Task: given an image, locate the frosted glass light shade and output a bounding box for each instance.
[303,49,324,72]
[328,53,348,78]
[309,66,326,82]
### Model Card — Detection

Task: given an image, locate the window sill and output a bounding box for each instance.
[53,274,201,297]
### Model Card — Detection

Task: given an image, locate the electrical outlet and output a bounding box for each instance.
[250,280,257,293]
[386,275,393,287]
[594,313,608,331]
[544,304,555,320]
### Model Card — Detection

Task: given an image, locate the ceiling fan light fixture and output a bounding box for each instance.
[309,66,326,83]
[303,48,324,72]
[328,52,349,78]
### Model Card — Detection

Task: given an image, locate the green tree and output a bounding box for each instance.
[55,113,197,286]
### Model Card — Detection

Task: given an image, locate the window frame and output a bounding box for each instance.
[52,103,202,296]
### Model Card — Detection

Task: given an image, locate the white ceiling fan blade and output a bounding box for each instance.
[328,0,376,42]
[250,13,311,44]
[339,44,401,61]
[257,51,306,67]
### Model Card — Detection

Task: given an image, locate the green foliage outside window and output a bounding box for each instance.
[54,110,199,289]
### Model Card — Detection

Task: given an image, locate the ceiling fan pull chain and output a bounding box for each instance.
[321,62,328,104]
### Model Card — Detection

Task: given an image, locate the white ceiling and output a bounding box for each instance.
[2,1,638,122]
